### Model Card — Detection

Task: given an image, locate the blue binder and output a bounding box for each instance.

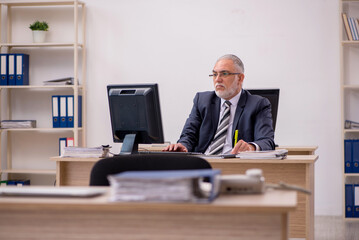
[59,137,67,156]
[66,95,74,127]
[7,54,16,85]
[346,184,354,218]
[52,96,60,128]
[15,54,29,85]
[354,184,359,218]
[353,140,359,173]
[7,179,30,186]
[345,139,353,173]
[59,95,67,128]
[67,95,82,128]
[0,54,8,85]
[78,95,82,128]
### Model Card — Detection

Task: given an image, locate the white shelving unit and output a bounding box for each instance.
[0,0,86,180]
[340,0,359,220]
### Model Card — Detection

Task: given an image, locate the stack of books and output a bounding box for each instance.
[0,120,36,129]
[108,169,221,203]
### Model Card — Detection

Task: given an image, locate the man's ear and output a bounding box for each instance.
[238,74,245,85]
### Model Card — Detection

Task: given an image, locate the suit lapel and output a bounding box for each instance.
[211,94,221,134]
[232,90,247,137]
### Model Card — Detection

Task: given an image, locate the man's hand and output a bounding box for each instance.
[163,143,188,152]
[231,140,255,154]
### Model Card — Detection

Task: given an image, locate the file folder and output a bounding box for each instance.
[345,139,353,173]
[78,95,82,127]
[77,95,82,127]
[7,54,16,85]
[67,95,82,128]
[353,140,359,173]
[355,184,359,218]
[59,137,67,156]
[66,137,74,147]
[7,179,30,186]
[67,95,74,127]
[59,96,67,128]
[0,54,8,85]
[15,54,29,85]
[52,96,60,128]
[346,184,354,218]
[108,169,221,203]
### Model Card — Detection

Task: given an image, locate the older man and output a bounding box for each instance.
[164,54,275,155]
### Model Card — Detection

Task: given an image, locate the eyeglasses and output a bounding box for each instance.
[209,71,241,79]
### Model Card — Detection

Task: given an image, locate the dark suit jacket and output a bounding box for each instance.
[178,89,275,153]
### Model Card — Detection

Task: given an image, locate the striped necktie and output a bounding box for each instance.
[208,101,231,155]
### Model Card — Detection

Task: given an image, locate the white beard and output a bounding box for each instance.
[215,79,239,99]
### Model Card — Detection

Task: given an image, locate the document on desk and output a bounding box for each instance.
[108,169,221,203]
[61,146,107,158]
[237,149,288,159]
[203,149,288,159]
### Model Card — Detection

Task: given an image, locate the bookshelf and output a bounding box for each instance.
[340,0,359,220]
[0,0,86,182]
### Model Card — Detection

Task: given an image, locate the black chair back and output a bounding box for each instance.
[247,89,280,131]
[89,154,212,186]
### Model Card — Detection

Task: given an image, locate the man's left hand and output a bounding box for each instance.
[231,140,255,154]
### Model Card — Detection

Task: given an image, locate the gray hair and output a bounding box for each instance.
[216,54,244,73]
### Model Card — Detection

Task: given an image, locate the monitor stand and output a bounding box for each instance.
[120,134,139,154]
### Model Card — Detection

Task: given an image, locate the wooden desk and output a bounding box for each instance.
[0,187,296,240]
[276,146,317,155]
[139,144,318,155]
[51,154,318,240]
[207,155,318,240]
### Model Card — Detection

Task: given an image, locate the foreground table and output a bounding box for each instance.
[0,187,296,240]
[51,154,317,240]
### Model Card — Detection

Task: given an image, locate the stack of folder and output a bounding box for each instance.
[237,149,288,159]
[0,120,36,129]
[52,95,82,128]
[61,146,107,158]
[345,177,359,218]
[344,139,359,173]
[0,53,29,85]
[43,77,74,85]
[108,169,221,203]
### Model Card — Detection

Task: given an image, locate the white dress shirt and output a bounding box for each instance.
[205,90,259,155]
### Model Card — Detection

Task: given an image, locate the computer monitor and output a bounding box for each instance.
[107,84,164,154]
[247,89,280,131]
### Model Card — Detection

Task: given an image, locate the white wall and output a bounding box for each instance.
[7,0,341,215]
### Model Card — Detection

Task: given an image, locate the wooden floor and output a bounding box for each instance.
[314,215,359,240]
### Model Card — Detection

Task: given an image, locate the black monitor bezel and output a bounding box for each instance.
[107,83,164,154]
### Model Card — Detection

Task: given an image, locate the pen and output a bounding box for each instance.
[234,129,238,146]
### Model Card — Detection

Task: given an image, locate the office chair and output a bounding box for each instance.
[89,154,212,186]
[247,89,280,131]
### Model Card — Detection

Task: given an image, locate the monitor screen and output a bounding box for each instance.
[107,84,164,154]
[247,89,280,131]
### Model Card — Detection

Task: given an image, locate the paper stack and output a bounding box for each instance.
[0,120,36,129]
[108,169,221,203]
[345,120,359,129]
[43,77,74,85]
[238,149,288,159]
[61,146,108,158]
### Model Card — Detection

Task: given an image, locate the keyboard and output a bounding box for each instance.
[0,186,107,198]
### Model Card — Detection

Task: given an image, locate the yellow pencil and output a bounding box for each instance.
[234,130,238,146]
